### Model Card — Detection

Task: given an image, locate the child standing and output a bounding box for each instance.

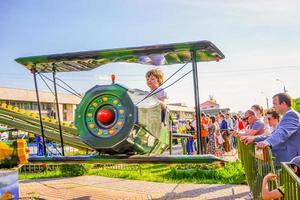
[145,68,168,122]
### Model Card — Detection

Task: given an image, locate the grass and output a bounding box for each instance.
[88,161,246,184]
[19,161,246,184]
[89,164,171,183]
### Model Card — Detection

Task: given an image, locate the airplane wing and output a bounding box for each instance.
[28,154,227,164]
[0,127,17,133]
[15,41,225,73]
[172,133,192,138]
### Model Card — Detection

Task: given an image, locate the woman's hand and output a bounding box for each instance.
[264,173,277,182]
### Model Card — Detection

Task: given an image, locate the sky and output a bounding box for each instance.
[1,0,300,112]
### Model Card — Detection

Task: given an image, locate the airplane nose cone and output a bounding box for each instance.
[96,108,115,126]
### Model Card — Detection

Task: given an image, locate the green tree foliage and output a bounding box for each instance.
[292,98,300,112]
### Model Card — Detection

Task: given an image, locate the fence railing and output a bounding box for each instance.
[19,164,60,173]
[237,138,300,200]
[237,139,277,199]
[280,162,300,200]
[19,163,140,174]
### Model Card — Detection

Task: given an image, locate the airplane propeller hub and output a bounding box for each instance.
[75,84,135,151]
[96,107,115,126]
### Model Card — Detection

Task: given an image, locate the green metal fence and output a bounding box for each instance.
[280,162,300,200]
[237,139,257,194]
[19,164,60,173]
[238,139,300,200]
[237,139,277,199]
[19,163,141,173]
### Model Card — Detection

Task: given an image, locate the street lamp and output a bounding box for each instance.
[276,79,287,93]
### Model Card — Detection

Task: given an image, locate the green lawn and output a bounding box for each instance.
[19,161,246,184]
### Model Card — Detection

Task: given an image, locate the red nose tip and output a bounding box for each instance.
[97,108,115,125]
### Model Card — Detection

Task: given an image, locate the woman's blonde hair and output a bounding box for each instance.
[145,68,164,86]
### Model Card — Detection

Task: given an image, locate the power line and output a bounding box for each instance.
[0,64,299,84]
[1,64,300,77]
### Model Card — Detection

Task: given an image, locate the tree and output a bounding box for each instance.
[292,98,300,112]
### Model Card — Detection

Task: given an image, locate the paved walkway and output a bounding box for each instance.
[20,175,250,200]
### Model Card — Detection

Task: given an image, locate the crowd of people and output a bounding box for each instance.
[184,111,246,155]
[234,93,300,166]
[239,93,300,199]
[182,93,300,162]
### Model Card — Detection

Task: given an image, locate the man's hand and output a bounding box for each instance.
[240,135,255,145]
[256,141,270,149]
[230,130,238,137]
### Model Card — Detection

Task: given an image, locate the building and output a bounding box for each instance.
[0,87,80,122]
[167,100,230,120]
[167,103,195,120]
[200,100,230,115]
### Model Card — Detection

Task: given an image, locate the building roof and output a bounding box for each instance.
[0,87,81,104]
[167,104,195,112]
[200,100,219,107]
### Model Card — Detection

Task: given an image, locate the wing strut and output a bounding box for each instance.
[191,50,203,155]
[52,65,65,156]
[31,68,47,155]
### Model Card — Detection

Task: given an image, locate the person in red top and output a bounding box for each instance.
[200,113,209,154]
[237,114,245,131]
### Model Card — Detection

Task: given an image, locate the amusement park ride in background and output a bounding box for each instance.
[0,40,225,168]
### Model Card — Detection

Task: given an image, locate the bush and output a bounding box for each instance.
[59,164,91,177]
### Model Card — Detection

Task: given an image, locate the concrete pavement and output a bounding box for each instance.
[20,175,250,200]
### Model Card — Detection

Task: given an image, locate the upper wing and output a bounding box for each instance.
[15,40,225,73]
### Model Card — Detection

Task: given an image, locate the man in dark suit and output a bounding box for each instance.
[241,93,300,167]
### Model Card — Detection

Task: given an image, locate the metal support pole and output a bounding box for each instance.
[32,69,47,156]
[169,119,172,155]
[266,97,269,109]
[52,66,65,156]
[191,50,203,155]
